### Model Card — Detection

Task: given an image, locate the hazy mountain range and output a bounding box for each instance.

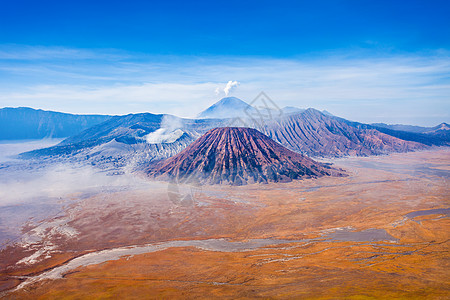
[0,107,111,140]
[1,97,448,176]
[372,122,449,142]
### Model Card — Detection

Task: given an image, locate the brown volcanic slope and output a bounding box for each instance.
[148,127,343,185]
[260,108,427,157]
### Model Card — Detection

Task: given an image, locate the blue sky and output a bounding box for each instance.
[0,0,449,125]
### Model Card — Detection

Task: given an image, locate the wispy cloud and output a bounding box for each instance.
[0,45,449,125]
[0,45,128,61]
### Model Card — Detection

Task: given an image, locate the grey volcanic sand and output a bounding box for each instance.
[16,238,309,289]
[16,228,401,290]
[346,160,450,178]
[405,208,450,219]
[324,228,398,243]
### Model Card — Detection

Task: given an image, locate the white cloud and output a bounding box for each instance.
[0,46,449,125]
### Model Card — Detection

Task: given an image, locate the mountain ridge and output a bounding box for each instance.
[0,107,112,140]
[259,108,429,157]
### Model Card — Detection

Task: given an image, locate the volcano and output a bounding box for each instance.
[197,97,257,119]
[148,127,344,185]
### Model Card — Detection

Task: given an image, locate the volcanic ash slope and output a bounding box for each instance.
[148,127,345,185]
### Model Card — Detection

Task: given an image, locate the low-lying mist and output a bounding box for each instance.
[0,163,167,206]
[0,138,63,163]
[0,158,168,246]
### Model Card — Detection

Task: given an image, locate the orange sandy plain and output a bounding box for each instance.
[1,149,449,299]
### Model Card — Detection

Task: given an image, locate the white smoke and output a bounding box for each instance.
[160,114,184,131]
[223,80,239,96]
[145,115,185,144]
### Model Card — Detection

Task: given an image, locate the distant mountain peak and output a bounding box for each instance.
[282,106,305,115]
[198,98,337,121]
[303,107,324,116]
[436,123,449,130]
[215,97,246,105]
[197,97,255,119]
